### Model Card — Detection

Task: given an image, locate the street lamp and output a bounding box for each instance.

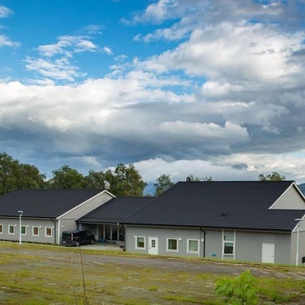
[295,218,302,266]
[18,210,23,245]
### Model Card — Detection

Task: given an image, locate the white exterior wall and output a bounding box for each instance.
[0,217,56,244]
[270,184,305,209]
[57,191,114,244]
[125,226,293,264]
[291,218,305,265]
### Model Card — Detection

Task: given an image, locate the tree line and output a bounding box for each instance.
[0,152,286,196]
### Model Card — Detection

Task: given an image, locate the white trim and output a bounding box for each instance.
[45,227,53,238]
[187,239,200,256]
[32,226,39,237]
[222,230,236,260]
[56,190,115,220]
[269,182,295,209]
[135,236,146,250]
[166,238,179,252]
[21,225,27,236]
[8,224,15,235]
[292,216,305,233]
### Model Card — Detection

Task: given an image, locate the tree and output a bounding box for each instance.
[112,163,147,197]
[83,170,107,189]
[0,152,46,195]
[258,172,286,181]
[154,174,174,196]
[48,165,84,189]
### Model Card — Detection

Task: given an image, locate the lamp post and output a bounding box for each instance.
[18,210,23,245]
[295,218,302,266]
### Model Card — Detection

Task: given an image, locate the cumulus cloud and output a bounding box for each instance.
[1,0,305,186]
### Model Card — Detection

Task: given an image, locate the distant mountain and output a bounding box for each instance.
[298,183,305,195]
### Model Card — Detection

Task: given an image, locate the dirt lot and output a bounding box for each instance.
[0,242,305,305]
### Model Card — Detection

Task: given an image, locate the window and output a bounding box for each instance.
[21,225,27,235]
[33,226,39,236]
[223,231,235,255]
[8,225,15,235]
[0,224,3,234]
[135,236,145,249]
[45,227,52,237]
[167,238,178,252]
[188,239,199,253]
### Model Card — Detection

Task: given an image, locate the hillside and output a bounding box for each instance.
[298,183,305,195]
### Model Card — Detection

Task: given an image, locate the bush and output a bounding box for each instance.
[215,270,258,305]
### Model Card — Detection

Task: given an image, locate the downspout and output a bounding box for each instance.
[51,218,57,245]
[200,228,206,258]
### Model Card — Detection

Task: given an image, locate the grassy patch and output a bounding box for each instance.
[0,241,304,305]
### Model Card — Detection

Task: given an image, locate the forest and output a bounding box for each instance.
[0,152,298,197]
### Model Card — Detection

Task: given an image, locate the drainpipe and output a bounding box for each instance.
[51,218,57,245]
[200,228,206,258]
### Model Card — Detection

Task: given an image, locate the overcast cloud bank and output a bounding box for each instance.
[1,0,305,184]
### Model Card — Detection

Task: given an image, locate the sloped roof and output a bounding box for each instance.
[0,189,103,218]
[78,197,153,224]
[123,181,305,231]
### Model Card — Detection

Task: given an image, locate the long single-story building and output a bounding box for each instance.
[0,181,304,265]
[0,189,114,244]
[122,181,305,265]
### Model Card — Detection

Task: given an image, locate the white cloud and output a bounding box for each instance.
[103,46,113,55]
[38,35,98,57]
[25,57,85,81]
[0,34,20,48]
[0,5,12,18]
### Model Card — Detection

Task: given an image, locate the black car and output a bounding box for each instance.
[62,230,96,247]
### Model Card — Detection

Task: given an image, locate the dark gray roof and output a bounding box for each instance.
[123,181,305,232]
[78,197,153,224]
[0,189,103,218]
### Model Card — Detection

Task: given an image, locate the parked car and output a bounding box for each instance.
[62,230,96,247]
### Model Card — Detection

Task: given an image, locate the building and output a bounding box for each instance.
[0,189,113,244]
[123,181,305,265]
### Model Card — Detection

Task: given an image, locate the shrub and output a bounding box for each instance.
[215,270,258,305]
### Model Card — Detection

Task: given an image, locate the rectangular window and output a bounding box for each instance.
[188,239,199,253]
[167,238,178,252]
[21,225,27,235]
[8,225,15,235]
[45,227,52,237]
[135,236,145,249]
[0,224,3,234]
[33,226,39,236]
[223,231,235,255]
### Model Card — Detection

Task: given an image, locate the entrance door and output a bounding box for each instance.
[262,243,275,263]
[148,237,159,255]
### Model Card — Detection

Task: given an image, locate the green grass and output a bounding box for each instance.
[0,241,304,304]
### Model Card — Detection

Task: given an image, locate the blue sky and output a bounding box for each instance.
[1,0,305,185]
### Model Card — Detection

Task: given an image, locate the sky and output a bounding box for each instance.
[1,0,305,186]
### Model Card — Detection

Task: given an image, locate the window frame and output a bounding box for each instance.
[222,230,235,257]
[45,227,52,238]
[166,238,179,252]
[187,239,199,254]
[0,224,3,234]
[32,226,39,237]
[135,236,146,250]
[8,225,15,235]
[21,225,27,236]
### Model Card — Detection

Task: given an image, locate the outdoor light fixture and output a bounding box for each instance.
[18,210,23,245]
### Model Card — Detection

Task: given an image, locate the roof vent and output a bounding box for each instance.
[221,212,230,217]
